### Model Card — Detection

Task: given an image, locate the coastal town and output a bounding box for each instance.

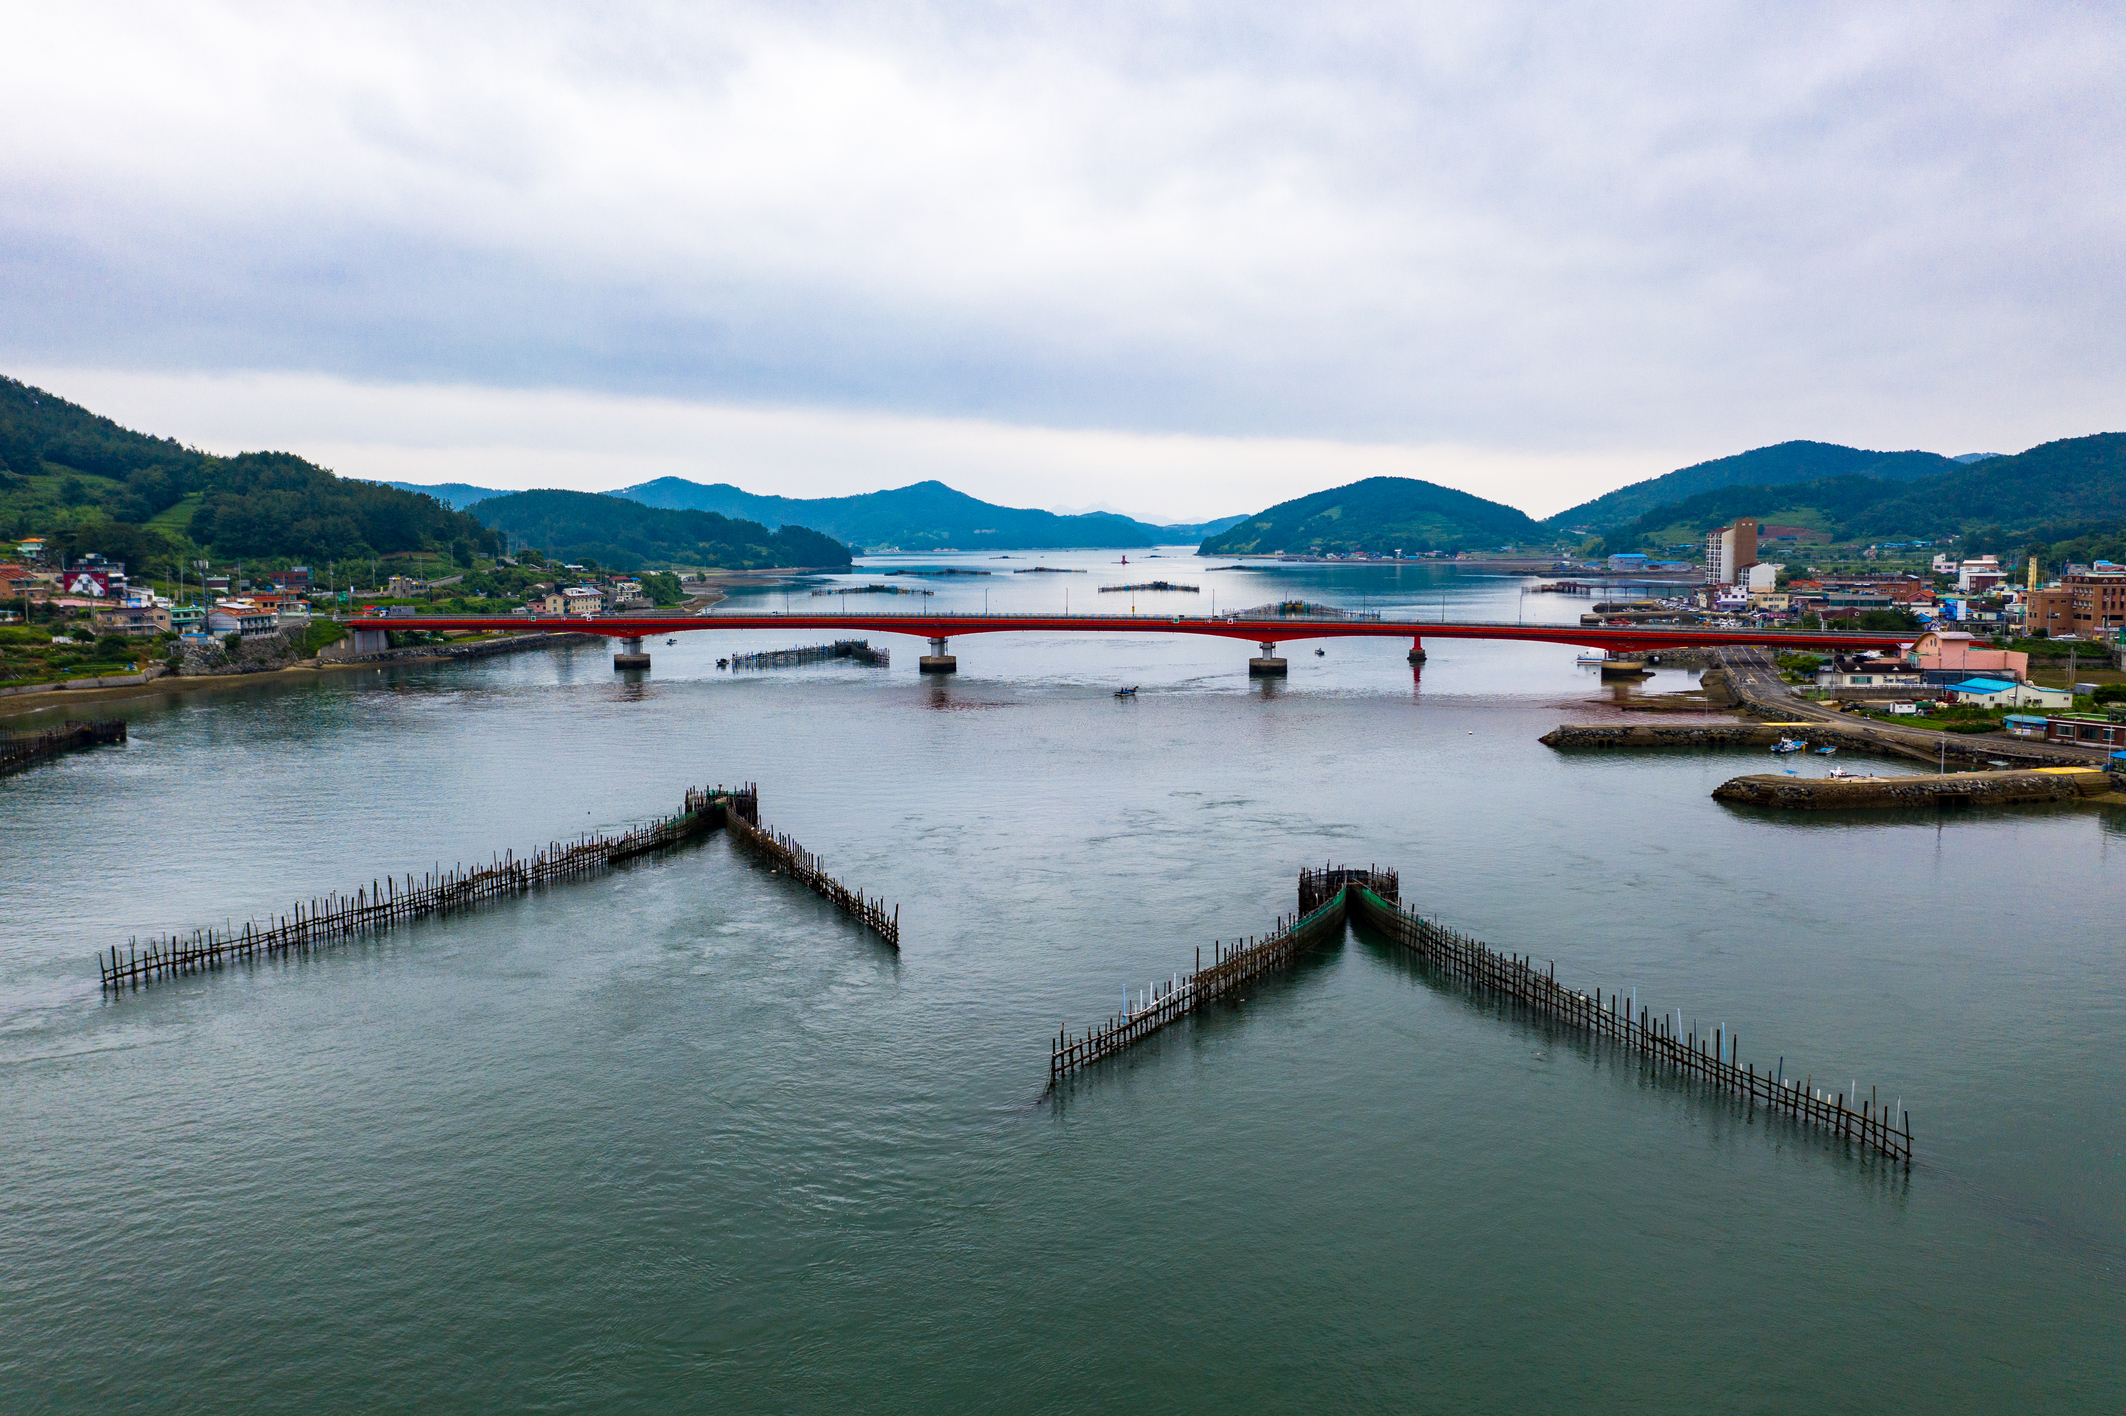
[0,538,714,693]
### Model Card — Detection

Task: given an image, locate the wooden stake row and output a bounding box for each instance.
[1048,864,1912,1167]
[722,795,900,948]
[1048,870,1393,1084]
[100,785,742,992]
[726,639,889,669]
[1345,885,1912,1166]
[2,719,126,775]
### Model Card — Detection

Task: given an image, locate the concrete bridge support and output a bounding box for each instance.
[1408,636,1427,664]
[1248,640,1287,676]
[613,636,651,670]
[920,636,957,673]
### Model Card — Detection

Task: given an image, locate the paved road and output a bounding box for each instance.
[1715,647,2109,767]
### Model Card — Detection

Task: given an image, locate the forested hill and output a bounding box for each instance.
[1610,433,2126,555]
[472,490,853,571]
[0,376,497,565]
[610,477,1171,549]
[1199,476,1542,556]
[1546,441,1965,532]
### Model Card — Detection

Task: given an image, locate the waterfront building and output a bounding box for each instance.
[2040,713,2126,749]
[2059,571,2126,633]
[1704,519,1759,586]
[1815,658,1922,692]
[91,602,172,637]
[1944,677,2072,709]
[1910,629,2027,684]
[1956,556,2005,593]
[206,600,279,636]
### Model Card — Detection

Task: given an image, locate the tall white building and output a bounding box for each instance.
[1704,519,1759,586]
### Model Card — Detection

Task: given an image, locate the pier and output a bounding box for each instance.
[1052,864,1913,1166]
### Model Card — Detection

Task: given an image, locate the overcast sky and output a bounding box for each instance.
[5,2,2120,521]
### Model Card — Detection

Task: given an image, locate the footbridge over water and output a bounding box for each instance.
[355,611,1915,675]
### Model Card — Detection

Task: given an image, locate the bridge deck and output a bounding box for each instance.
[359,612,1912,653]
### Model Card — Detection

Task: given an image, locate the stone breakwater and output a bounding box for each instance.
[1541,723,1807,749]
[1539,721,2089,767]
[1711,767,2114,810]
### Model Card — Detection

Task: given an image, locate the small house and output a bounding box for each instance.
[2044,715,2126,749]
[1945,678,2071,709]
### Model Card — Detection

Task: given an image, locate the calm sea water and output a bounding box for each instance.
[3,554,2120,1413]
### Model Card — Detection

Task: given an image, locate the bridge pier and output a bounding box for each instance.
[1408,636,1426,664]
[613,636,651,670]
[920,636,957,674]
[1248,640,1287,677]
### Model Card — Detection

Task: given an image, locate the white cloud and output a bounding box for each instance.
[3,3,2120,486]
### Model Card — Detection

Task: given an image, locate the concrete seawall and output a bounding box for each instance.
[1712,767,2114,810]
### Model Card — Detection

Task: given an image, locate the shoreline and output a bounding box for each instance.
[0,632,603,718]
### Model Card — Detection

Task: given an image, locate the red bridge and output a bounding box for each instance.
[357,611,1911,675]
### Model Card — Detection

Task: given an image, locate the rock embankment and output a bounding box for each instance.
[178,631,298,677]
[1711,768,2113,810]
[1540,723,1804,749]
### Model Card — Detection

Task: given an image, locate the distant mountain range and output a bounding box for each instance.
[611,477,1241,548]
[364,433,2126,566]
[378,481,506,512]
[381,476,1243,549]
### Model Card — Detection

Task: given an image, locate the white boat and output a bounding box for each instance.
[1770,736,1808,754]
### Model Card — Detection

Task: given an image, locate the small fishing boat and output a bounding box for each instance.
[1813,745,1836,755]
[716,657,729,669]
[1114,685,1138,698]
[1770,736,1808,754]
[666,638,677,645]
[1315,648,1325,656]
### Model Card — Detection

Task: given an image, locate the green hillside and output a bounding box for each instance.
[0,376,497,569]
[472,489,852,571]
[1612,433,2126,560]
[1198,476,1544,557]
[1547,441,1963,532]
